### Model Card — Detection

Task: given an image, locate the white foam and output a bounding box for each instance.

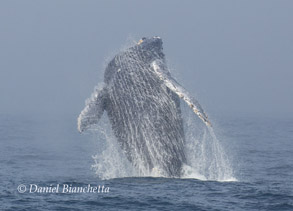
[90,108,237,182]
[182,103,237,182]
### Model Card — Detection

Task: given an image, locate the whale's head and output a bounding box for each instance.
[137,36,162,50]
[135,36,164,60]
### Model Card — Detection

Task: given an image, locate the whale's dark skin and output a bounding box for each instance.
[78,37,211,177]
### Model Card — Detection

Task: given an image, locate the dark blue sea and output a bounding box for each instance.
[1,114,292,210]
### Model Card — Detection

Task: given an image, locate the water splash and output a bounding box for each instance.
[89,114,134,179]
[181,103,237,181]
[89,89,236,181]
[90,111,166,179]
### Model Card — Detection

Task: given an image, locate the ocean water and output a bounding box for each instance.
[0,113,292,210]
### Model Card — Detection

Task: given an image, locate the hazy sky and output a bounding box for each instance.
[1,0,292,119]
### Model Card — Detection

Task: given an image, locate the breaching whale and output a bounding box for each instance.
[78,37,211,177]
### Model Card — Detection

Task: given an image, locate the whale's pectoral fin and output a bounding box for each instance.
[151,60,212,127]
[77,85,108,133]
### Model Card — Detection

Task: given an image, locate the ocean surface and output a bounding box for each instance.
[0,113,292,210]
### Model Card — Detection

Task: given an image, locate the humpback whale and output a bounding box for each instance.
[78,37,211,177]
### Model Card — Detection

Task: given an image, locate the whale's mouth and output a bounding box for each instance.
[137,37,146,45]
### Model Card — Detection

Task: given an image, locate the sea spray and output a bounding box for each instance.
[90,100,236,181]
[182,103,236,181]
[90,115,135,179]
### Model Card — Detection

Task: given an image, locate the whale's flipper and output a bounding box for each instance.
[151,60,212,127]
[78,85,108,132]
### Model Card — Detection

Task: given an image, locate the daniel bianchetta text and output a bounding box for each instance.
[17,184,110,194]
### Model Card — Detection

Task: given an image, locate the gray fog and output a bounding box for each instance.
[1,0,292,120]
